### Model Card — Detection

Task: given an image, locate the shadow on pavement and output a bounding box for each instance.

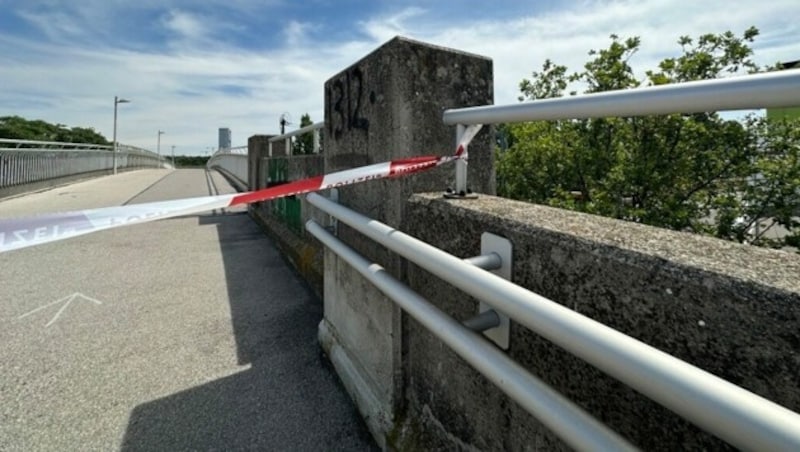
[120,211,376,451]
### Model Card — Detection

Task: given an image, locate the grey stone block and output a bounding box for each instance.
[319,36,495,447]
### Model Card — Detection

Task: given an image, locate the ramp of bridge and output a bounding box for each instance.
[0,169,375,451]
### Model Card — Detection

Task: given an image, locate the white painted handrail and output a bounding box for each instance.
[268,121,324,156]
[307,192,800,451]
[268,121,325,142]
[0,138,111,150]
[1,139,164,192]
[207,152,248,188]
[306,219,637,452]
[443,70,800,125]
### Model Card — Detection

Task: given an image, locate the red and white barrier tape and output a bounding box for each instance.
[0,125,482,254]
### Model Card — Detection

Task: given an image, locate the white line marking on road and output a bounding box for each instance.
[17,292,104,327]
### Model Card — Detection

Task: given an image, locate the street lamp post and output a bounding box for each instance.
[112,96,131,175]
[157,130,165,161]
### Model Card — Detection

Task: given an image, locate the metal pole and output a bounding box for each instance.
[113,96,118,175]
[157,130,164,163]
[443,69,800,125]
[455,124,467,195]
[171,145,175,168]
[112,96,129,174]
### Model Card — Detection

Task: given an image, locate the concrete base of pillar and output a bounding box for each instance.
[318,319,392,450]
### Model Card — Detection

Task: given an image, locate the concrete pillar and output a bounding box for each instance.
[247,135,274,191]
[318,36,494,448]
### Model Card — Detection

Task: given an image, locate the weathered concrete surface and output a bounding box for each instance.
[398,192,800,450]
[319,36,495,447]
[0,169,375,451]
[247,134,277,191]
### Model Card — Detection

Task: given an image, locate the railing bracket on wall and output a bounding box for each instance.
[443,187,478,199]
[472,233,512,349]
[328,188,339,235]
[463,251,502,271]
[443,124,479,200]
[463,309,501,332]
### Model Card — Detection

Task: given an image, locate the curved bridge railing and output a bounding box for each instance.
[0,139,164,197]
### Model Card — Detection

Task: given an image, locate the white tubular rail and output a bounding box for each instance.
[0,138,112,150]
[306,192,800,451]
[306,220,637,452]
[268,121,324,156]
[207,152,248,188]
[228,145,248,155]
[443,70,800,125]
[212,146,248,155]
[0,139,163,192]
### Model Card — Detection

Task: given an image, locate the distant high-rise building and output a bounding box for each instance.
[218,128,232,149]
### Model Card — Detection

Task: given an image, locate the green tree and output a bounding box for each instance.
[166,155,209,167]
[292,113,316,155]
[498,27,800,249]
[0,116,109,145]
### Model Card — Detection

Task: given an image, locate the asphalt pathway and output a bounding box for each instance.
[0,169,376,451]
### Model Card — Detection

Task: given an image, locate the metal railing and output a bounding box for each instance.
[268,121,324,156]
[307,70,800,450]
[214,145,248,155]
[307,193,800,451]
[0,138,112,150]
[306,197,635,451]
[206,122,326,189]
[0,139,164,194]
[443,69,800,194]
[207,146,249,188]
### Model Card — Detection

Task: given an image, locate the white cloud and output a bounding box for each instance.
[378,0,800,108]
[284,20,313,47]
[163,10,206,41]
[16,10,86,41]
[360,6,426,42]
[1,0,797,155]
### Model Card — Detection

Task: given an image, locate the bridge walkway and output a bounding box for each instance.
[0,169,375,451]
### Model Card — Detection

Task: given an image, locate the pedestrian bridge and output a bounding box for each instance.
[0,168,376,450]
[2,36,800,451]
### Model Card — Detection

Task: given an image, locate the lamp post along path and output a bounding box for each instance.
[157,130,165,163]
[112,96,130,175]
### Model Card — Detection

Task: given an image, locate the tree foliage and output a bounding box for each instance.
[292,113,316,155]
[0,115,109,145]
[498,27,800,249]
[169,155,209,167]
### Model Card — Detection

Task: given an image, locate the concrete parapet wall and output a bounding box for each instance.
[395,192,800,450]
[247,134,326,295]
[319,36,494,448]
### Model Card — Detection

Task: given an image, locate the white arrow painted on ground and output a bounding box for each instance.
[17,292,104,327]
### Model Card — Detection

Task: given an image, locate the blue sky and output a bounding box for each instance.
[0,0,797,155]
